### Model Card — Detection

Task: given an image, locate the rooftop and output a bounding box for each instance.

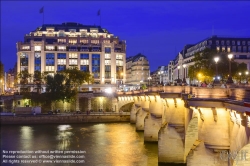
[32,22,108,33]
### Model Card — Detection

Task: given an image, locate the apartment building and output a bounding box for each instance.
[126,53,150,85]
[16,22,126,92]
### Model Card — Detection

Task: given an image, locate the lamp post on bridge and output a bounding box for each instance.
[148,76,152,91]
[239,72,242,84]
[182,64,187,85]
[213,56,220,85]
[227,54,234,84]
[177,65,181,85]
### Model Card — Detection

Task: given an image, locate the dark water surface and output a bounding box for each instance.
[1,123,160,166]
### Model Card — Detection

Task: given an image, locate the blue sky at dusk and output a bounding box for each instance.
[1,1,250,71]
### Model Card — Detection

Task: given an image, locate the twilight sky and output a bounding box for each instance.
[1,1,250,72]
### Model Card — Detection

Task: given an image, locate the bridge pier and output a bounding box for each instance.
[135,96,149,131]
[130,104,139,123]
[158,97,186,164]
[144,96,164,142]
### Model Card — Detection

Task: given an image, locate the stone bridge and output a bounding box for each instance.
[116,86,250,166]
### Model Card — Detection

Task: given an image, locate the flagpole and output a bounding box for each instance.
[43,7,44,25]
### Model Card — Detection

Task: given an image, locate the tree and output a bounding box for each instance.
[17,69,32,92]
[188,48,247,83]
[33,70,43,93]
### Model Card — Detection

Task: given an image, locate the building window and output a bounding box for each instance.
[58,31,65,37]
[248,41,250,45]
[58,46,66,51]
[92,54,100,78]
[222,47,225,52]
[116,60,123,66]
[105,65,111,78]
[216,46,220,52]
[34,53,41,71]
[237,41,241,45]
[58,39,66,43]
[22,46,30,50]
[46,53,55,66]
[116,54,123,60]
[226,40,230,45]
[105,54,111,59]
[57,65,66,71]
[58,59,66,65]
[232,41,235,45]
[242,41,246,45]
[80,54,89,59]
[57,53,66,59]
[45,46,55,51]
[69,59,77,65]
[248,46,250,52]
[216,40,219,45]
[208,40,212,45]
[45,66,54,71]
[69,39,77,44]
[20,53,28,68]
[232,46,236,52]
[80,65,89,72]
[105,47,111,53]
[34,46,41,51]
[91,40,99,44]
[80,39,88,44]
[69,53,77,58]
[105,60,111,65]
[80,59,89,65]
[221,41,224,45]
[243,46,247,52]
[238,46,242,52]
[227,47,231,52]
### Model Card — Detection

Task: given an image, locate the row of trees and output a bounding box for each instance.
[188,48,248,83]
[17,67,94,108]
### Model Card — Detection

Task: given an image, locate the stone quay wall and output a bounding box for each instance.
[0,115,130,125]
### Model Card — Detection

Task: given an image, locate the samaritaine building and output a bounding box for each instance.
[17,22,126,92]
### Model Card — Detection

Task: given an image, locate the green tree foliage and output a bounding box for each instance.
[188,48,248,83]
[45,73,76,103]
[17,69,32,84]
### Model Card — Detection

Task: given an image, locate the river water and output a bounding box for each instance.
[1,123,162,166]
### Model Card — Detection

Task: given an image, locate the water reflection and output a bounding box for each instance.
[57,125,73,150]
[20,126,33,149]
[2,123,159,166]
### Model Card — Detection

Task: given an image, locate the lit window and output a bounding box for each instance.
[116,54,123,60]
[80,59,89,65]
[227,47,231,52]
[22,46,30,50]
[69,59,78,65]
[69,53,77,58]
[58,59,66,65]
[69,39,77,44]
[116,60,123,66]
[58,46,66,51]
[105,60,111,65]
[45,66,54,71]
[46,46,55,50]
[105,54,111,59]
[34,46,41,51]
[216,46,220,51]
[222,47,225,51]
[58,39,66,43]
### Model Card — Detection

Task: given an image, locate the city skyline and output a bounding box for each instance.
[1,1,250,71]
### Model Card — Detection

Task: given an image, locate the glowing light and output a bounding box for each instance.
[104,88,112,94]
[214,57,219,63]
[228,54,233,59]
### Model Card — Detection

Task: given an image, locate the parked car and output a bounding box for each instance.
[76,110,82,114]
[48,110,54,115]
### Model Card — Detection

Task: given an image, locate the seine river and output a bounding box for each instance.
[1,123,167,166]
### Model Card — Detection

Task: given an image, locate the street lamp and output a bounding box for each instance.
[246,71,249,84]
[148,76,152,91]
[213,57,220,85]
[227,54,234,84]
[239,72,242,84]
[182,64,187,85]
[177,66,181,84]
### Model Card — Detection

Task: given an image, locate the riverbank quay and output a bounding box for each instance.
[0,113,130,125]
